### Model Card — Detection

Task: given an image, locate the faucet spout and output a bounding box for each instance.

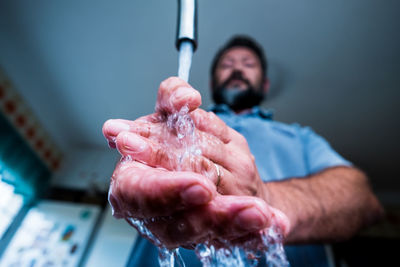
[176,0,197,51]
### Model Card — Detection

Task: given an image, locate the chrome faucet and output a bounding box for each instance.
[176,0,198,51]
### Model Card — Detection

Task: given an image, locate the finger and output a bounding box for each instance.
[115,131,178,170]
[103,119,131,146]
[155,77,201,114]
[102,116,161,146]
[115,131,230,186]
[105,119,228,170]
[115,130,225,177]
[190,109,231,144]
[191,109,251,151]
[106,119,252,192]
[103,113,248,170]
[269,206,291,238]
[142,195,274,249]
[210,195,273,235]
[195,129,253,180]
[109,160,217,219]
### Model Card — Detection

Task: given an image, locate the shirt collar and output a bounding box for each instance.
[208,104,274,120]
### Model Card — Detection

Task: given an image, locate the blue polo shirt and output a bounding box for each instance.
[211,104,351,183]
[127,104,351,267]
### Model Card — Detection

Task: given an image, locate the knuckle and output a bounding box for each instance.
[242,157,256,176]
[131,121,151,138]
[192,109,207,128]
[141,124,151,138]
[115,131,128,150]
[199,157,213,177]
[159,77,172,89]
[207,111,219,125]
[154,146,172,169]
[160,77,180,91]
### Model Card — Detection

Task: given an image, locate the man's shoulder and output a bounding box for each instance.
[266,120,305,137]
[264,120,323,143]
[209,104,318,137]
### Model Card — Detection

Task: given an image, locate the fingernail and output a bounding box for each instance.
[108,120,130,132]
[235,207,267,231]
[181,184,212,206]
[122,133,147,153]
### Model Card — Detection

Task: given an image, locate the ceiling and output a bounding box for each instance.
[0,0,399,193]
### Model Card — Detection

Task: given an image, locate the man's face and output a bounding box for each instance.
[212,47,267,111]
[214,47,264,92]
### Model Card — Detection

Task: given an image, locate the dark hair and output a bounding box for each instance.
[210,35,268,79]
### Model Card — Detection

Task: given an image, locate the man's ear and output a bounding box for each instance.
[263,78,270,93]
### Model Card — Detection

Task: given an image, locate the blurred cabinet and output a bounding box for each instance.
[0,201,100,267]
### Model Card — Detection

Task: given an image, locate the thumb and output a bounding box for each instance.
[155,77,201,114]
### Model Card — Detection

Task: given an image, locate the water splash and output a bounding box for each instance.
[127,218,185,267]
[194,225,289,267]
[166,105,201,167]
[263,226,289,266]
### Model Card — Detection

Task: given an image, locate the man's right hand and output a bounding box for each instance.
[102,77,290,249]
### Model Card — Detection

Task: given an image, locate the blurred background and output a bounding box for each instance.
[0,0,399,266]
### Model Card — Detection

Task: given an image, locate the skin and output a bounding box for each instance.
[103,77,289,249]
[214,47,269,93]
[102,47,383,249]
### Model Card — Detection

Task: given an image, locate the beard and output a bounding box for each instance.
[212,70,266,112]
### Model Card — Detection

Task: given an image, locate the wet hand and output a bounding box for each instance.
[102,77,290,248]
[109,159,287,248]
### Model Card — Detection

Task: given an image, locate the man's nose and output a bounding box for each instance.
[232,62,245,72]
[231,69,244,79]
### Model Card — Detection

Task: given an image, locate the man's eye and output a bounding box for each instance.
[245,62,256,68]
[220,63,232,69]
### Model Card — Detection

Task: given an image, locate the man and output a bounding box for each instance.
[102,36,383,266]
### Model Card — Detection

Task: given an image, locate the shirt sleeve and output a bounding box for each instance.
[300,126,352,174]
